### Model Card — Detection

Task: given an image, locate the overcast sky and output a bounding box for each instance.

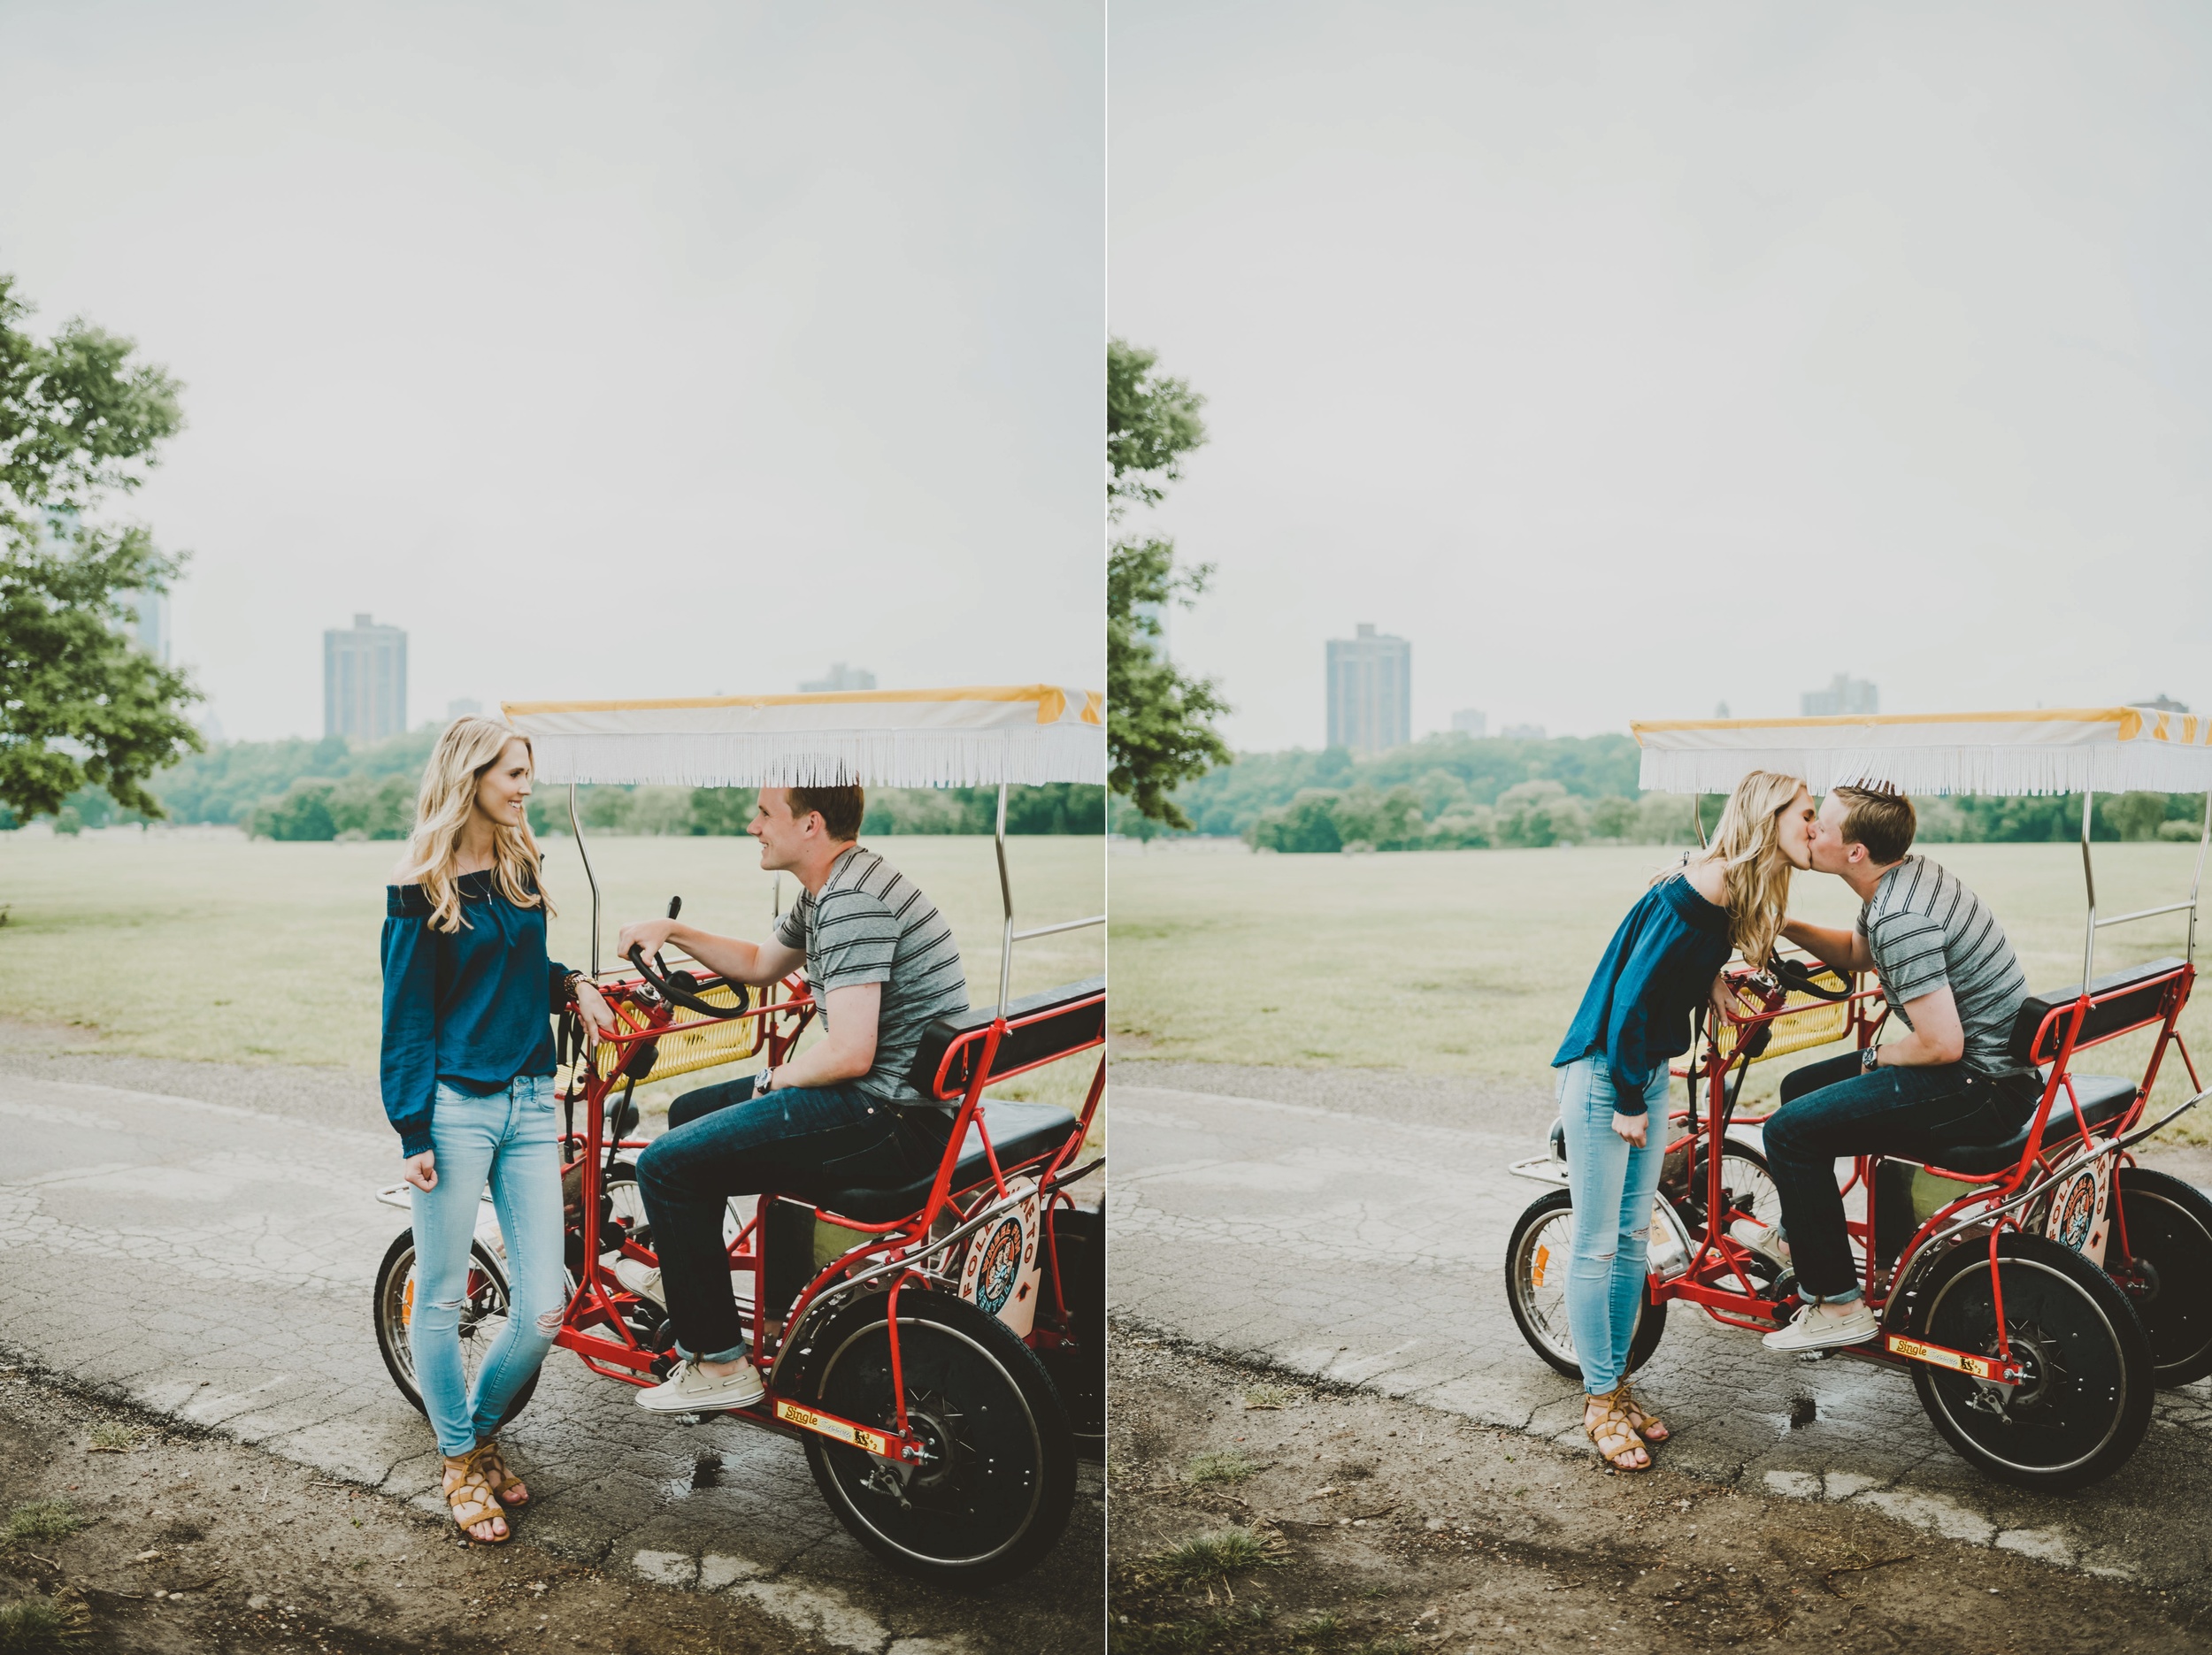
[1111,3,2212,751]
[2,1,1102,741]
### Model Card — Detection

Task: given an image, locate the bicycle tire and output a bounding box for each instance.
[1503,1188,1667,1383]
[372,1229,541,1432]
[2111,1167,2212,1387]
[795,1290,1076,1588]
[1904,1230,2152,1491]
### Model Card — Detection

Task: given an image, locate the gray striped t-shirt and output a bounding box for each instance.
[1858,855,2029,1074]
[775,846,970,1107]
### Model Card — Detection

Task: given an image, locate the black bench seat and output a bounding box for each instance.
[1923,1073,2139,1176]
[818,1100,1081,1223]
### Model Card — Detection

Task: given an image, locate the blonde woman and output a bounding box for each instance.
[1549,770,1816,1469]
[381,717,613,1544]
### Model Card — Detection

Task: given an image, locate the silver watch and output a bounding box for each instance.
[1862,1046,1880,1073]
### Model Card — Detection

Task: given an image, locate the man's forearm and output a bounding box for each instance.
[1782,918,1863,975]
[664,925,774,985]
[769,1034,876,1089]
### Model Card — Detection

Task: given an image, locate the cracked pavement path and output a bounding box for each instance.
[0,1042,1102,1654]
[1110,1059,2212,1601]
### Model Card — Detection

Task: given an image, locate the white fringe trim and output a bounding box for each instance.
[530,724,1105,788]
[1640,744,2212,796]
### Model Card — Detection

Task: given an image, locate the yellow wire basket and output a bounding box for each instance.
[591,984,777,1086]
[1712,977,1852,1067]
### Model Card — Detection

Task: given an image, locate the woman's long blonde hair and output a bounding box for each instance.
[1688,769,1805,967]
[394,717,555,933]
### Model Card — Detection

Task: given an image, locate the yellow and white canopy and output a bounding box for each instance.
[1633,708,2212,797]
[503,685,1105,789]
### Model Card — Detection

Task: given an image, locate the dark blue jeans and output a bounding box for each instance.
[636,1076,949,1361]
[1764,1051,2039,1301]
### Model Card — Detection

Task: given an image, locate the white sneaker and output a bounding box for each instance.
[1732,1221,1792,1276]
[611,1256,664,1306]
[1762,1299,1879,1352]
[634,1356,765,1414]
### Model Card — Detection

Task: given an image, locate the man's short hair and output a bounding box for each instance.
[785,784,865,841]
[1832,785,1916,863]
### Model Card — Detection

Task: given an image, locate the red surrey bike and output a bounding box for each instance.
[371,685,1106,1584]
[1506,706,2212,1490]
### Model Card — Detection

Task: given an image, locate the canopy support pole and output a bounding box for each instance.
[2079,789,2097,990]
[2190,792,2210,969]
[995,783,1015,1019]
[569,782,601,977]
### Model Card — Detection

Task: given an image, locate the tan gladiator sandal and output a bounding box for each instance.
[1613,1381,1668,1444]
[1584,1391,1648,1471]
[443,1444,511,1544]
[477,1439,529,1508]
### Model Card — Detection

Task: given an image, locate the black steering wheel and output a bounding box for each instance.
[1769,954,1853,1003]
[626,895,750,1021]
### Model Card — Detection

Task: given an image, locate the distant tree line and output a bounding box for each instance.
[1127,730,2206,854]
[46,728,1103,841]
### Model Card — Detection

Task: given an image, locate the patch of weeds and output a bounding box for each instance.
[0,1590,90,1652]
[1186,1450,1256,1486]
[2,1504,81,1548]
[1111,1605,1270,1653]
[1145,1529,1282,1589]
[84,1422,134,1453]
[1241,1385,1297,1411]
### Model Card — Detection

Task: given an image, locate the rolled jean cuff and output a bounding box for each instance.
[675,1338,750,1365]
[1805,1286,1863,1306]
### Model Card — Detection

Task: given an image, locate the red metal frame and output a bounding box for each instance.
[1648,950,2197,1383]
[548,968,1107,1466]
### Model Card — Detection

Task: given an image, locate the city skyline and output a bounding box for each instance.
[3,4,1104,742]
[1112,4,2212,750]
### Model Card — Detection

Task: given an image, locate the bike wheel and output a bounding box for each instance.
[2111,1167,2212,1386]
[798,1291,1076,1587]
[1503,1188,1667,1383]
[1033,1201,1103,1457]
[1907,1231,2152,1491]
[1719,1143,1781,1233]
[373,1229,541,1431]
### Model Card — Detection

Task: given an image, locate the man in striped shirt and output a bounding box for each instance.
[1753,785,2039,1352]
[612,784,971,1412]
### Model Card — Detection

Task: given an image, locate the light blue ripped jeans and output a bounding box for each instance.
[408,1075,567,1457]
[1555,1055,1670,1395]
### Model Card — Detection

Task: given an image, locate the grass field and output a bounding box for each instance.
[0,830,1103,1114]
[1110,840,2212,1130]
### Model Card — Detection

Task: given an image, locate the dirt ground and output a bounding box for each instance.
[1106,1328,2211,1654]
[0,1360,851,1655]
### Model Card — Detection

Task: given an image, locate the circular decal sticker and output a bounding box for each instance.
[971,1217,1025,1316]
[2055,1173,2098,1252]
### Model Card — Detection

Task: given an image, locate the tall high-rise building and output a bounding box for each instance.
[132,588,169,663]
[1326,624,1411,754]
[1801,674,1878,717]
[799,663,877,693]
[325,614,407,741]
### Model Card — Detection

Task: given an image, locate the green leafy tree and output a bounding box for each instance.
[1108,340,1231,829]
[1247,788,1346,854]
[2103,791,2171,842]
[0,275,199,819]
